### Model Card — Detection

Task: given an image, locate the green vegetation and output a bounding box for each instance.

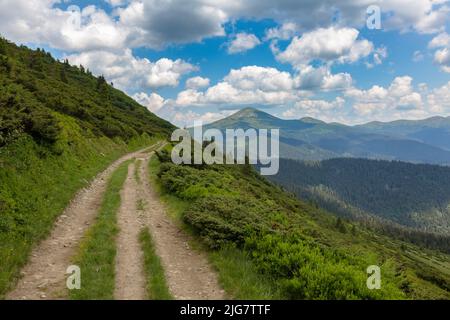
[150,145,450,299]
[203,108,450,251]
[0,123,156,297]
[69,160,131,300]
[139,228,173,300]
[135,159,142,184]
[209,246,282,299]
[137,199,146,211]
[0,38,173,297]
[148,156,280,299]
[0,38,173,148]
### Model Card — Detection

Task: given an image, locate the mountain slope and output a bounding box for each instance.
[0,37,174,147]
[0,38,175,296]
[205,108,450,164]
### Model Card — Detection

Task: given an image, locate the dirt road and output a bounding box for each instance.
[6,147,152,300]
[7,144,224,300]
[138,153,225,299]
[114,163,146,300]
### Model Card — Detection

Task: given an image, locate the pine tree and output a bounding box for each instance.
[335,217,347,233]
[0,56,11,73]
[60,68,68,83]
[97,75,106,90]
[0,39,6,55]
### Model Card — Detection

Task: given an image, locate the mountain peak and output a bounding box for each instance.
[229,107,278,120]
[300,117,325,124]
[233,107,263,117]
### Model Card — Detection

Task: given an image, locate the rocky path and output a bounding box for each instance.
[6,147,153,300]
[7,144,225,300]
[137,153,225,300]
[114,162,146,300]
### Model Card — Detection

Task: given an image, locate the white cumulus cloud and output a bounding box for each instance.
[428,32,450,73]
[294,66,353,91]
[185,76,211,89]
[276,27,373,69]
[265,22,298,40]
[227,33,261,54]
[133,92,166,112]
[66,49,196,91]
[174,66,302,107]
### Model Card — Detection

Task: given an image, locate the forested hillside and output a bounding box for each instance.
[268,158,450,248]
[0,37,174,296]
[152,144,450,299]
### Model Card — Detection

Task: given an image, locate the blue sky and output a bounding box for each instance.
[0,0,449,127]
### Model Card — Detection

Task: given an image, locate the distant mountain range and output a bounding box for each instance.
[205,108,450,237]
[204,108,450,165]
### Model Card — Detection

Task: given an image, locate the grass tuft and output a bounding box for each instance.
[134,159,142,184]
[139,228,173,300]
[210,246,282,299]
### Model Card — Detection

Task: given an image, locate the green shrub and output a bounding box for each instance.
[244,234,397,299]
[0,55,11,73]
[27,110,61,143]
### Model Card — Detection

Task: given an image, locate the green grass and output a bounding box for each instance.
[139,228,173,300]
[134,159,142,184]
[210,246,282,299]
[148,155,189,223]
[137,199,146,211]
[0,36,173,297]
[0,115,159,297]
[69,160,132,300]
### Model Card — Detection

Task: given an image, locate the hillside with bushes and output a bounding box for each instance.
[151,144,450,299]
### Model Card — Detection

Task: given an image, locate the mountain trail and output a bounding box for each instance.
[138,153,225,300]
[6,146,156,300]
[7,143,224,300]
[114,162,146,300]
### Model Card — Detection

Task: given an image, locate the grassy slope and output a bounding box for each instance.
[69,160,132,300]
[0,38,174,297]
[149,147,450,300]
